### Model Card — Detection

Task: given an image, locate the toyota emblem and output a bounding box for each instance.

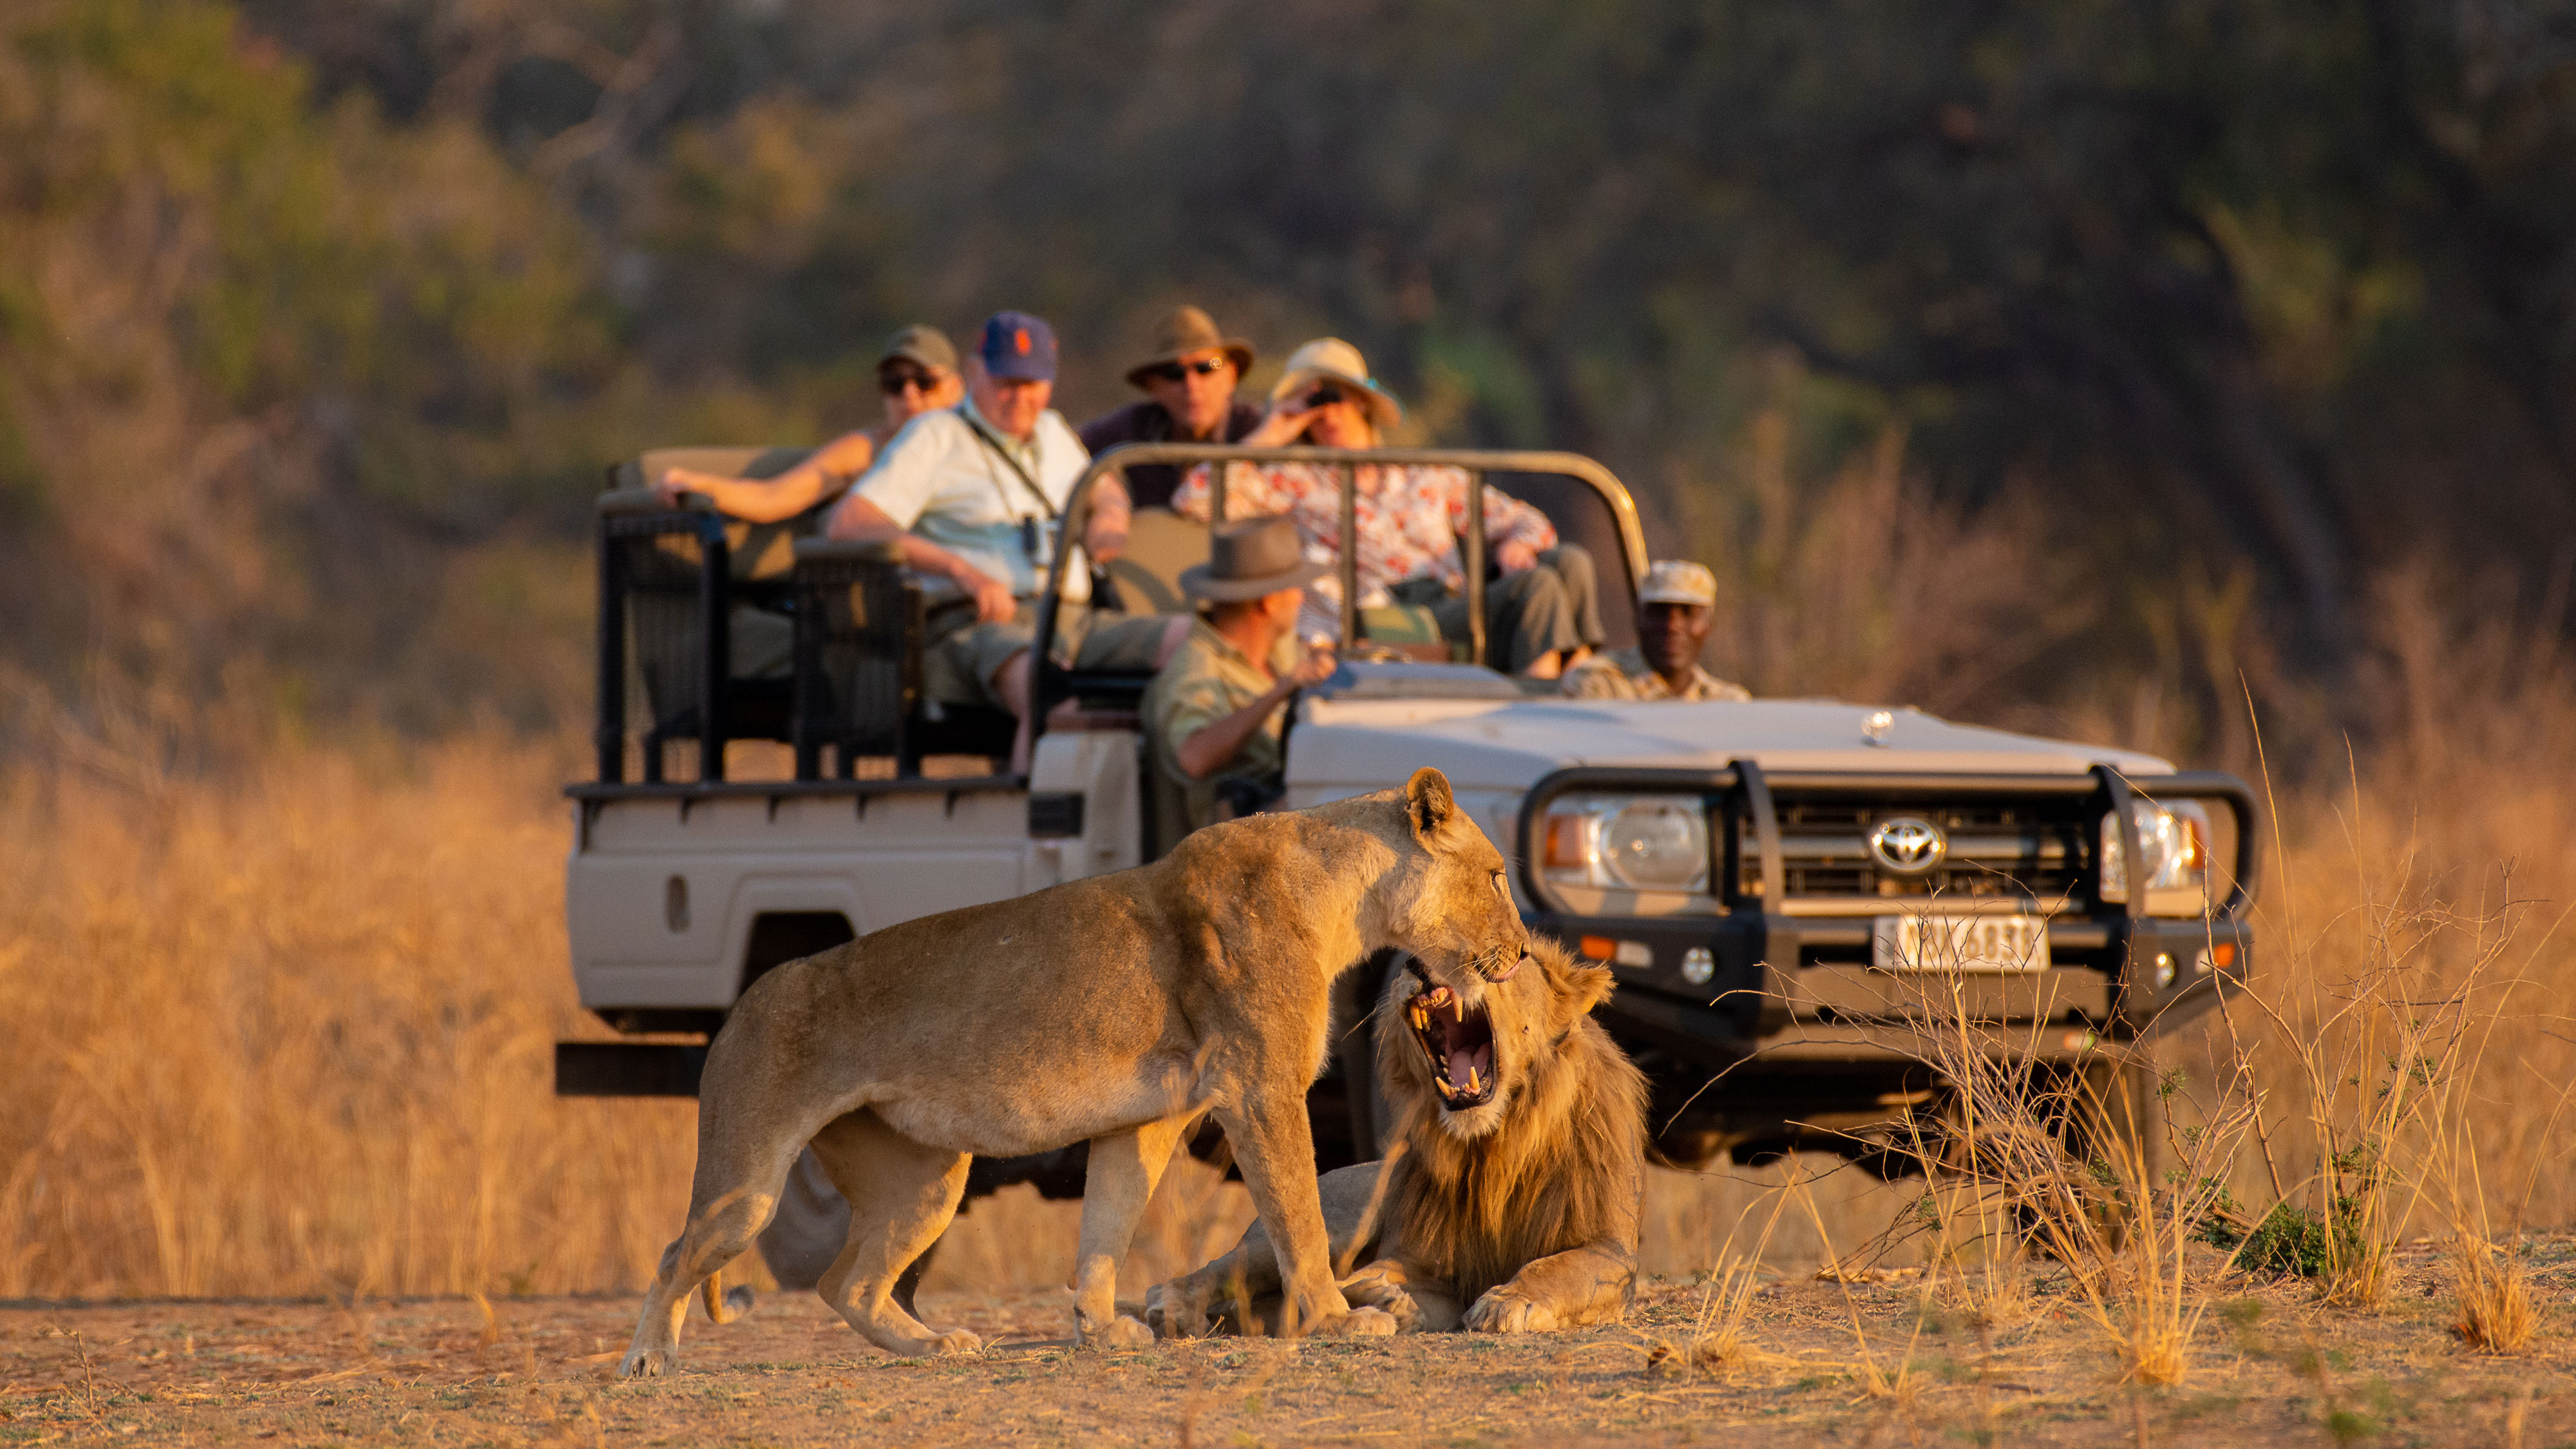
[1867,817,1947,874]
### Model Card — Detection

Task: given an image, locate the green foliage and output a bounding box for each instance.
[11,0,2576,732]
[2230,1200,2373,1280]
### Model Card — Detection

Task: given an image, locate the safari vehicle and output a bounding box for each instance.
[556,443,2259,1177]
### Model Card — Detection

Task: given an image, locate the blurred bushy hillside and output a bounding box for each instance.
[7,0,2575,762]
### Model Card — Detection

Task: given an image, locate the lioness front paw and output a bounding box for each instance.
[1464,1289,1557,1334]
[1079,1314,1156,1351]
[617,1346,673,1378]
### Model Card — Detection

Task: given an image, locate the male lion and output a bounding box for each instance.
[618,767,1528,1377]
[1150,936,1645,1336]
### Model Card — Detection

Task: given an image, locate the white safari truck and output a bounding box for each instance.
[558,444,2257,1186]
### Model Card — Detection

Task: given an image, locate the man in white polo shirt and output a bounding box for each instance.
[827,311,1179,765]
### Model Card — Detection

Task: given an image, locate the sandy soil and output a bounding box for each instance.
[5,1244,2570,1447]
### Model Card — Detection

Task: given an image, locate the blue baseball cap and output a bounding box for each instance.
[977,310,1058,383]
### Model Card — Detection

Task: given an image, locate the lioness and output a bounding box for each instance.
[1150,935,1646,1335]
[619,767,1529,1376]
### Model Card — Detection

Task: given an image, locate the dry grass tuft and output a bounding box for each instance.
[2450,1239,2536,1355]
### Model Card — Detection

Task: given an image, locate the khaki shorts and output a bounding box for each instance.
[923,600,1175,710]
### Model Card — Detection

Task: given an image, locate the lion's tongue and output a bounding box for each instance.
[1448,1049,1479,1090]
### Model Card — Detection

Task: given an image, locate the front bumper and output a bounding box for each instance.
[1517,760,2260,1072]
[1529,907,2249,1070]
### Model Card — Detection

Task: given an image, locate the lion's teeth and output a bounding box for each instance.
[1467,1065,1480,1092]
[1453,998,1466,1023]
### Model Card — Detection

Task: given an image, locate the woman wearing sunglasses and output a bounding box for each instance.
[1076,305,1265,510]
[1171,337,1603,679]
[652,325,966,519]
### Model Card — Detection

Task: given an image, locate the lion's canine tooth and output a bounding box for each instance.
[1453,998,1466,1023]
[1467,1065,1481,1092]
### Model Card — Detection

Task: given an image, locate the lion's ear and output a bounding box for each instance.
[1404,767,1455,838]
[1547,953,1615,1026]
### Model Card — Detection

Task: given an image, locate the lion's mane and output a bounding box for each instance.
[1373,939,1647,1306]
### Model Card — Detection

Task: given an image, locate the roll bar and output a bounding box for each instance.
[1030,444,1653,730]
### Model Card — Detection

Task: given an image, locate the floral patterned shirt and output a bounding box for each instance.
[1171,461,1558,637]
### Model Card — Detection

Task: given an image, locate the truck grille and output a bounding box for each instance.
[1739,798,2092,907]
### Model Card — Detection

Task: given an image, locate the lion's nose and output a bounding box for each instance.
[1482,952,1528,983]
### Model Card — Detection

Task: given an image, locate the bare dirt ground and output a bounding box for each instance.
[5,1242,2570,1448]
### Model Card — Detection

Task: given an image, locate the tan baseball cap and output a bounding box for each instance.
[877,323,958,375]
[1638,560,1718,607]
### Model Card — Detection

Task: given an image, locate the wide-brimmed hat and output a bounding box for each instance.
[1179,515,1331,602]
[1269,337,1403,430]
[877,323,957,375]
[1123,305,1255,389]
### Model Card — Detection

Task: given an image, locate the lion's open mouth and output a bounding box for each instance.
[1405,983,1498,1110]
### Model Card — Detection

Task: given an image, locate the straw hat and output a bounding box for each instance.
[1178,516,1331,602]
[1123,305,1256,388]
[1268,337,1403,430]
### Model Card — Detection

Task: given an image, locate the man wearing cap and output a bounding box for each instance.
[1561,562,1751,701]
[653,325,964,519]
[1144,516,1339,834]
[1173,337,1603,677]
[829,311,1172,766]
[1077,306,1265,511]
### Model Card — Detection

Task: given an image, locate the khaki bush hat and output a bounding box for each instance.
[1179,515,1332,602]
[1124,305,1255,388]
[1268,337,1404,430]
[1638,560,1718,607]
[878,323,958,375]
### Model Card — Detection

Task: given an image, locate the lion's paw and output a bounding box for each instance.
[1080,1314,1156,1352]
[1144,1283,1210,1340]
[1337,1274,1422,1332]
[1464,1290,1557,1334]
[617,1346,673,1378]
[925,1327,983,1356]
[1312,1307,1397,1338]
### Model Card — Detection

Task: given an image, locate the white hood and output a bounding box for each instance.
[1283,696,2176,802]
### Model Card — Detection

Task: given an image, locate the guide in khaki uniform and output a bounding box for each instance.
[1142,516,1338,837]
[1559,560,1753,702]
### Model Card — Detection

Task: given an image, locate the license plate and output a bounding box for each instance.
[1873,913,2051,972]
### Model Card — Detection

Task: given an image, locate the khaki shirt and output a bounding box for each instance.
[1561,648,1750,702]
[1144,620,1293,833]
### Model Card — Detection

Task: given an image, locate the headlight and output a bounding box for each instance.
[2099,799,2211,914]
[1543,794,1712,897]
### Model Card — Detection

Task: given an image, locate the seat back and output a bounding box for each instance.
[605,446,821,582]
[790,538,918,776]
[1101,506,1206,617]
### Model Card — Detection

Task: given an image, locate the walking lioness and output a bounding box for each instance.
[618,767,1529,1376]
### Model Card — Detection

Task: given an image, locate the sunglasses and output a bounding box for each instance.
[1303,385,1349,410]
[879,368,942,395]
[1145,357,1232,383]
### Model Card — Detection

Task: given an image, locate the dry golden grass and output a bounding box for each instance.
[4,571,2573,1318]
[0,734,696,1298]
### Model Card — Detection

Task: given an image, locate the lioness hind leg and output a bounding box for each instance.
[620,1168,796,1378]
[1072,1117,1193,1351]
[807,1110,980,1356]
